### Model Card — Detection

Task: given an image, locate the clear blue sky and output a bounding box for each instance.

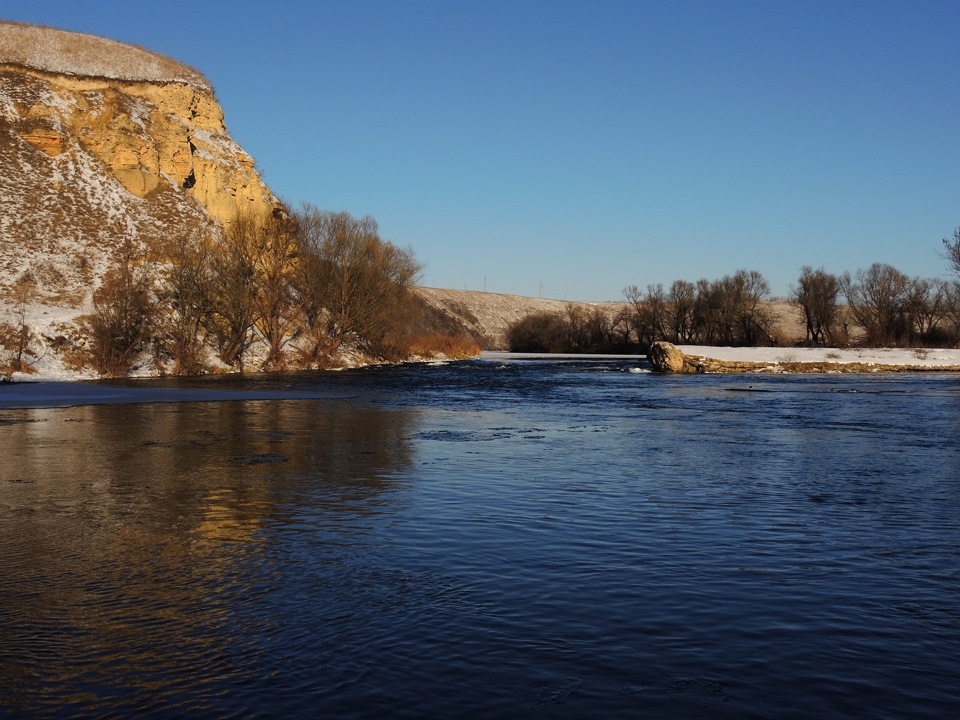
[4,0,959,300]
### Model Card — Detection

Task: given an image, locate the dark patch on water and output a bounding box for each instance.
[236,453,289,465]
[534,676,582,707]
[415,428,513,442]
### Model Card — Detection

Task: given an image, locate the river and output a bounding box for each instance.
[1,356,959,718]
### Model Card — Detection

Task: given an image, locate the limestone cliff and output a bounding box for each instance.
[0,21,277,306]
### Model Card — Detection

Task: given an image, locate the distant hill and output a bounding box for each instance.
[411,287,627,350]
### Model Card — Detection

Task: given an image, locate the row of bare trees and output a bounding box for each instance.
[793,263,960,347]
[88,205,423,376]
[506,305,629,354]
[508,236,960,353]
[623,262,960,351]
[624,269,775,348]
[623,242,960,351]
[508,269,776,353]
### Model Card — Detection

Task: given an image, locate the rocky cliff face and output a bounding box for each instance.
[0,21,276,307]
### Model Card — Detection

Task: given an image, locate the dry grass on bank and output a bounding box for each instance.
[405,333,482,360]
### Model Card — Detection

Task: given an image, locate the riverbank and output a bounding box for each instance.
[651,342,960,374]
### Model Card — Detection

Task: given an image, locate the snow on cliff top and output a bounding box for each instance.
[0,21,211,93]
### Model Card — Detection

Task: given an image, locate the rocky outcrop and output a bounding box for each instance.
[647,341,687,373]
[3,72,261,211]
[0,21,277,305]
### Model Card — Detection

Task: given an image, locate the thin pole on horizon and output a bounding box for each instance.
[539,283,543,298]
[484,274,486,293]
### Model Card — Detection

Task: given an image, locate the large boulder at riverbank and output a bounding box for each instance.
[648,341,686,373]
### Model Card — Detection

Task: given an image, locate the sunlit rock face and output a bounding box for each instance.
[0,20,277,306]
[648,341,686,373]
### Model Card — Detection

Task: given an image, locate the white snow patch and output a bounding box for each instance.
[127,96,153,130]
[2,301,94,382]
[0,22,212,93]
[190,129,246,166]
[39,86,77,131]
[678,345,960,368]
[0,90,15,118]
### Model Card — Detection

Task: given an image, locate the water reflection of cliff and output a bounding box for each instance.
[0,398,418,712]
[4,398,417,528]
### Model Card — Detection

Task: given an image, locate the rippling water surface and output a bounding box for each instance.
[2,358,959,718]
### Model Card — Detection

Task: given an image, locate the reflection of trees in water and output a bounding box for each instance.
[0,399,418,711]
[2,399,417,536]
[169,399,421,543]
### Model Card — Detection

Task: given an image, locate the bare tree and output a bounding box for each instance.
[506,307,618,353]
[645,284,670,343]
[0,273,35,372]
[563,305,617,351]
[733,269,773,345]
[691,278,716,344]
[610,307,635,348]
[702,270,772,345]
[156,229,213,375]
[506,310,562,353]
[943,227,960,278]
[625,271,772,347]
[622,285,647,346]
[623,284,671,346]
[250,211,300,369]
[840,263,909,346]
[293,206,421,359]
[622,285,652,346]
[287,206,333,363]
[791,266,840,346]
[668,279,696,343]
[943,282,960,344]
[904,276,950,346]
[205,214,262,369]
[90,240,155,376]
[11,274,34,368]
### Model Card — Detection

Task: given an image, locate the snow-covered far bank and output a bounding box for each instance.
[481,347,960,369]
[678,345,960,368]
[8,341,960,386]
